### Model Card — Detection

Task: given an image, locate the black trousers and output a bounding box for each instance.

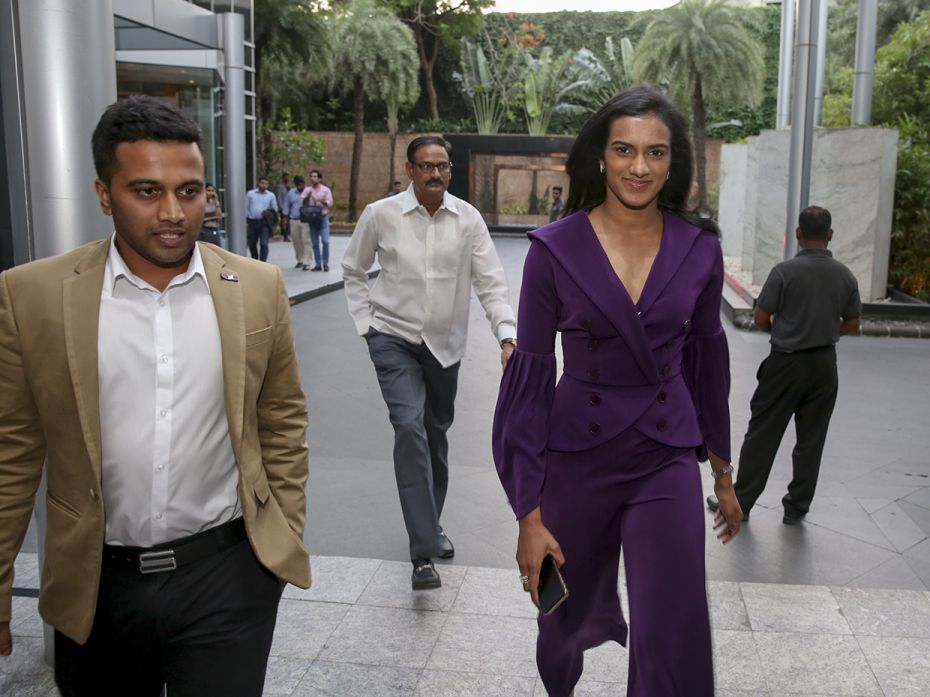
[54,532,281,697]
[246,218,271,261]
[734,346,839,517]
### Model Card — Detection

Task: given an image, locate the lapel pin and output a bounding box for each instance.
[220,272,239,283]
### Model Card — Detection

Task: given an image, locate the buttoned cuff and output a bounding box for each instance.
[355,315,372,336]
[496,322,517,344]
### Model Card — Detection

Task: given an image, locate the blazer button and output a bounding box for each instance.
[589,422,601,435]
[657,419,668,432]
[637,310,644,318]
[587,367,600,380]
[590,393,602,406]
[581,319,592,331]
[657,391,667,404]
[683,319,693,333]
[661,364,671,378]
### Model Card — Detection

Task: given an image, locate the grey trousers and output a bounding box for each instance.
[366,328,460,560]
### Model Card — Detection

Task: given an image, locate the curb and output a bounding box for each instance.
[288,269,379,306]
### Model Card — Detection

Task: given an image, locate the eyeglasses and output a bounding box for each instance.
[414,161,452,174]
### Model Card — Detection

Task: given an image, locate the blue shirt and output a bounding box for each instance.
[284,187,305,219]
[246,189,277,219]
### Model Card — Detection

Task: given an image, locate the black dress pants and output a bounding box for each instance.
[54,536,282,697]
[734,346,839,517]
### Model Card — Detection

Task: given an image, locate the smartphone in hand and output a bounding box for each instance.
[537,554,569,615]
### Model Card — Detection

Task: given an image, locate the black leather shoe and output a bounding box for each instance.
[438,531,455,559]
[707,494,750,521]
[782,513,804,525]
[412,558,441,590]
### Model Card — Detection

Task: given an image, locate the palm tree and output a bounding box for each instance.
[329,0,420,220]
[635,0,763,212]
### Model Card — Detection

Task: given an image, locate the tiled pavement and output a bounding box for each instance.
[4,235,930,696]
[7,551,930,696]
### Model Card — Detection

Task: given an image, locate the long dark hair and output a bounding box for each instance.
[564,86,718,233]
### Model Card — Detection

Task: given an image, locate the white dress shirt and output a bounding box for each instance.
[342,185,516,368]
[98,237,240,547]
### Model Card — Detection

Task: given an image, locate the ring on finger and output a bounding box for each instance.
[519,574,529,587]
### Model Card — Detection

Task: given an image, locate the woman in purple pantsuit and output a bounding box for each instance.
[492,88,744,696]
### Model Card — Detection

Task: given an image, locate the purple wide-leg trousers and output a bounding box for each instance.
[536,431,714,696]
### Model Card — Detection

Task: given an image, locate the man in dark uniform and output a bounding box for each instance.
[708,206,861,524]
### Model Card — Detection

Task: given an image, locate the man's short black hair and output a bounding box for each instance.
[294,175,305,185]
[552,186,563,194]
[798,205,832,240]
[310,169,323,179]
[406,136,452,163]
[91,95,203,184]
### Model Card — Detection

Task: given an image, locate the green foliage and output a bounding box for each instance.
[634,0,765,209]
[523,47,589,136]
[568,36,637,110]
[259,109,327,178]
[458,39,507,134]
[890,116,930,300]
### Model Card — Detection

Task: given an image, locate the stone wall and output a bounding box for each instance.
[718,128,898,300]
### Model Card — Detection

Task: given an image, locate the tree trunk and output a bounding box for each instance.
[413,24,440,121]
[388,130,397,192]
[691,76,708,213]
[349,77,365,221]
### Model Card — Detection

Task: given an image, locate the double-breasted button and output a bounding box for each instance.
[636,310,644,318]
[589,393,602,406]
[587,367,600,380]
[661,364,671,378]
[683,319,693,333]
[580,319,592,331]
[587,339,600,351]
[657,391,667,404]
[589,422,602,435]
[657,419,668,432]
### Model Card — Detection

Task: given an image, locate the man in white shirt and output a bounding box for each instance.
[0,96,310,696]
[342,136,516,590]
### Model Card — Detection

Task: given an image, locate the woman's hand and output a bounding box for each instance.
[713,478,743,543]
[516,507,565,607]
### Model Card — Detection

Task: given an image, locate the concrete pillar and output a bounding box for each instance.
[852,0,878,125]
[776,0,796,129]
[221,12,246,256]
[784,0,821,259]
[813,0,828,125]
[14,0,117,260]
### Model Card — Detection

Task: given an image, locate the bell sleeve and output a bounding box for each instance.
[492,241,559,520]
[682,239,731,463]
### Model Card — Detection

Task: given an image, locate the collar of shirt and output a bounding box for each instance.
[400,186,460,218]
[797,248,833,258]
[103,234,207,298]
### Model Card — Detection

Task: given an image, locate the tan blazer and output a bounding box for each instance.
[0,239,311,643]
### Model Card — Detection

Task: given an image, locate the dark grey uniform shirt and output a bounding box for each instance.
[756,248,861,353]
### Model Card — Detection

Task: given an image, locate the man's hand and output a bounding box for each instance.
[500,341,516,372]
[0,621,12,656]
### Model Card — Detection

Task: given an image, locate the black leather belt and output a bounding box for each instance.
[103,517,247,575]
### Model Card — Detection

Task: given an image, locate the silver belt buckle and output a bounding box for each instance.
[138,549,177,574]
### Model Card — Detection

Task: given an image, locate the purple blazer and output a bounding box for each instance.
[492,210,731,519]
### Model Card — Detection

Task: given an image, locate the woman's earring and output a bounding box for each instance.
[599,162,605,174]
[666,171,671,181]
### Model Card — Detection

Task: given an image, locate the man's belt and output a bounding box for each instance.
[103,517,247,575]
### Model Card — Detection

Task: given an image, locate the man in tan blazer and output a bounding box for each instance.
[0,96,310,696]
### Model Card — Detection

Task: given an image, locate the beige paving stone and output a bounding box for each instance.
[357,560,467,612]
[414,670,536,696]
[9,597,43,638]
[532,677,625,695]
[317,605,446,669]
[713,629,766,693]
[283,555,381,605]
[0,636,56,697]
[833,586,930,638]
[578,641,628,684]
[12,553,39,589]
[708,580,751,630]
[426,612,538,678]
[271,600,351,660]
[451,565,538,619]
[858,636,930,697]
[741,583,852,635]
[754,631,882,696]
[290,660,420,697]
